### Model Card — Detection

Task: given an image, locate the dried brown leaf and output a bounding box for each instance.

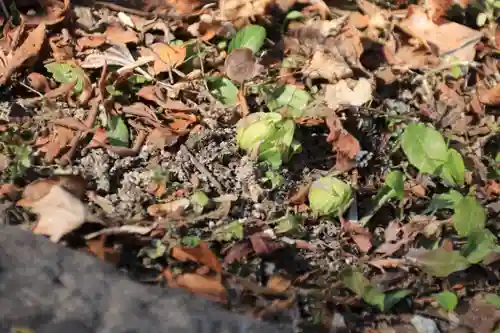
[76,35,107,51]
[0,23,47,84]
[171,242,222,273]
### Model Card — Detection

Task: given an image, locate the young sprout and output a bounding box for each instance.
[308,176,353,217]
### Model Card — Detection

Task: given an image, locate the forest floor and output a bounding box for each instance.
[0,0,499,331]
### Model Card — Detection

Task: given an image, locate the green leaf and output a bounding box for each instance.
[228,25,266,54]
[476,12,487,26]
[461,229,498,264]
[383,289,411,311]
[415,248,470,277]
[45,62,85,94]
[285,10,305,21]
[439,148,465,186]
[425,190,463,214]
[190,191,211,214]
[485,293,500,307]
[106,85,123,97]
[263,170,285,189]
[182,235,201,247]
[401,123,448,175]
[213,220,244,242]
[433,291,458,311]
[106,115,130,147]
[266,84,311,118]
[384,170,405,200]
[450,65,462,79]
[205,76,239,106]
[340,268,409,311]
[137,239,167,259]
[341,268,370,296]
[273,214,301,234]
[128,74,151,85]
[452,196,486,237]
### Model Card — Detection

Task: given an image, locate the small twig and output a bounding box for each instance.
[60,101,100,166]
[84,223,157,240]
[0,0,9,21]
[412,61,480,83]
[180,144,224,194]
[94,1,155,18]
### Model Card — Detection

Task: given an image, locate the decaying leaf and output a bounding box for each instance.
[16,178,89,242]
[224,47,261,84]
[304,49,352,83]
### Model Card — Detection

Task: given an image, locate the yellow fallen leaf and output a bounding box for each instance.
[139,43,186,75]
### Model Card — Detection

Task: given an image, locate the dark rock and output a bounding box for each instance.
[0,225,293,333]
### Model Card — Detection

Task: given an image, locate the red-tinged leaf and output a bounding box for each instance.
[175,273,226,300]
[249,233,282,255]
[44,80,77,100]
[52,117,90,132]
[85,127,108,150]
[352,233,372,253]
[469,94,484,116]
[171,242,222,273]
[27,72,50,92]
[479,86,500,105]
[368,258,405,272]
[0,183,18,198]
[384,221,402,242]
[223,241,253,264]
[288,182,311,205]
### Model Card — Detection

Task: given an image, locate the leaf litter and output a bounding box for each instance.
[0,0,499,331]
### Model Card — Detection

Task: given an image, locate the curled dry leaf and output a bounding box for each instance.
[304,49,352,83]
[224,47,260,84]
[147,198,190,216]
[267,275,292,293]
[17,178,89,242]
[324,78,373,110]
[48,33,74,62]
[27,73,51,93]
[0,23,47,85]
